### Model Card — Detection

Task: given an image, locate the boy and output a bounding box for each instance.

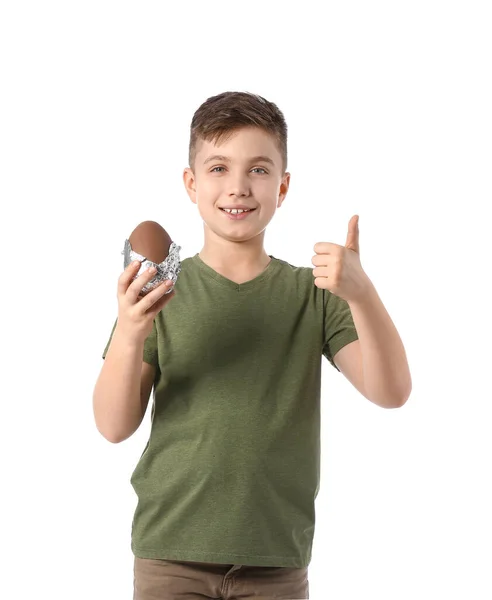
[93,91,411,599]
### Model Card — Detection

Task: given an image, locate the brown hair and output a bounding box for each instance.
[188,91,288,175]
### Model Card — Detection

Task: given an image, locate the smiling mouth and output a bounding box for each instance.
[219,208,256,214]
[219,207,257,220]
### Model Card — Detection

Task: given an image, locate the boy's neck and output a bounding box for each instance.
[198,242,271,279]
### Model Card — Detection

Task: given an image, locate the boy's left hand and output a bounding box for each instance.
[312,215,372,303]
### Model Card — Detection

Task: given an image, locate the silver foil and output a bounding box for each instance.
[122,239,182,296]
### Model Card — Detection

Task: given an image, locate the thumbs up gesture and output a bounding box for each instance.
[312,215,372,304]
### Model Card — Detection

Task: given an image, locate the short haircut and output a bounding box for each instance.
[188,91,288,175]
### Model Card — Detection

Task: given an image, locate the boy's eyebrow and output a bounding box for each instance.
[203,154,275,166]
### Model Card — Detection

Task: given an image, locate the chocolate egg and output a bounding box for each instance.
[122,220,182,296]
[129,221,173,264]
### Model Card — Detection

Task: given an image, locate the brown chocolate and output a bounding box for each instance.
[128,221,172,264]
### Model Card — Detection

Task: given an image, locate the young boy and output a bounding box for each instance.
[94,91,411,599]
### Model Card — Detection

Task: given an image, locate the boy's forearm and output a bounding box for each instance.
[348,282,412,408]
[93,326,144,443]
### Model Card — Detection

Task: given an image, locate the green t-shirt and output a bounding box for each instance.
[102,253,359,568]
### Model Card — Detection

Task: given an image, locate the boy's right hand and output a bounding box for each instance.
[116,261,175,345]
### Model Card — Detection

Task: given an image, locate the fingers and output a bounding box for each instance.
[138,281,175,314]
[117,261,143,298]
[118,261,176,312]
[130,265,160,300]
[120,262,158,302]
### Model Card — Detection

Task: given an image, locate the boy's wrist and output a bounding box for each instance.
[113,324,146,351]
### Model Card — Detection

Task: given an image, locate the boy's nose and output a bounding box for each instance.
[228,176,250,197]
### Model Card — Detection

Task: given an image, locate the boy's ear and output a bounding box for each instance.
[183,168,197,204]
[277,172,291,207]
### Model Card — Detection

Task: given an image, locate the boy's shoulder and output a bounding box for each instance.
[270,255,316,281]
[272,255,311,272]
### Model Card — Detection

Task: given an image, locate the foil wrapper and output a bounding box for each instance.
[122,239,182,296]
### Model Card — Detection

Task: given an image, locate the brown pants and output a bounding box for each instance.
[133,556,309,599]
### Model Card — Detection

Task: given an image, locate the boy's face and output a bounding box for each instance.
[183,126,290,246]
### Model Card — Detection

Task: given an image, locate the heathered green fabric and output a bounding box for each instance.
[102,254,359,568]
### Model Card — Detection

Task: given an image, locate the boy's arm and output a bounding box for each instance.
[335,284,411,409]
[333,339,366,398]
[315,216,411,409]
[93,326,155,443]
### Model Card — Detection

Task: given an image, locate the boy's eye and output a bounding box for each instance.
[210,167,267,174]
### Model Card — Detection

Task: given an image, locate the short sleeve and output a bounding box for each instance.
[322,289,359,372]
[102,317,159,368]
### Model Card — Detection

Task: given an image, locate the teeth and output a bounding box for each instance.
[223,208,251,214]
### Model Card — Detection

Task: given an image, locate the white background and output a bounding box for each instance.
[1,1,491,599]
